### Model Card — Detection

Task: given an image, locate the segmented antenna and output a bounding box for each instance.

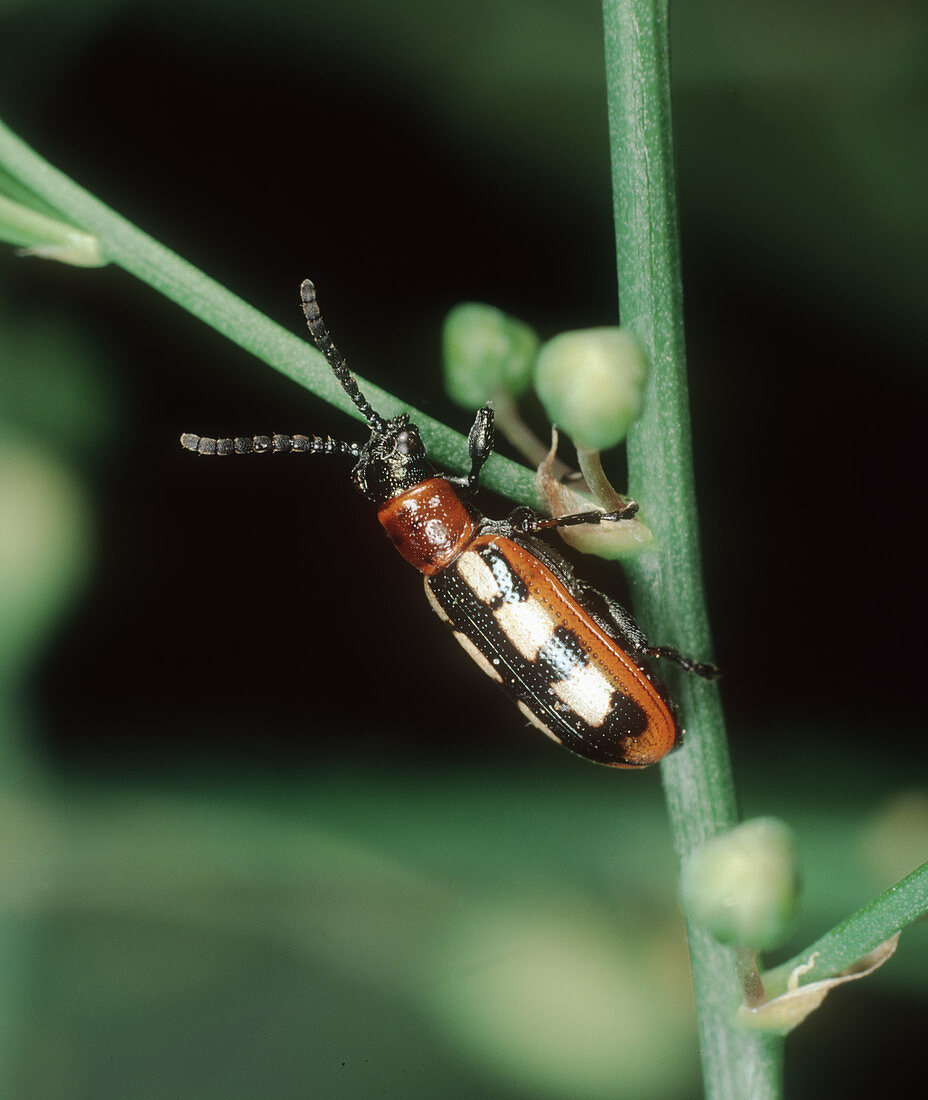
[180,433,361,458]
[300,278,386,431]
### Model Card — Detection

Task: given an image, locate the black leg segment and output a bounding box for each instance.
[506,499,639,537]
[644,646,722,680]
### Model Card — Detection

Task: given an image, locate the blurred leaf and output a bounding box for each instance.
[0,433,92,680]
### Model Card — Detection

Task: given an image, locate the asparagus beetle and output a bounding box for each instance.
[181,280,719,767]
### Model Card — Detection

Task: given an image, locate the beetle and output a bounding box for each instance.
[181,280,719,767]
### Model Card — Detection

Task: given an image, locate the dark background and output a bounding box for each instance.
[1,2,926,1097]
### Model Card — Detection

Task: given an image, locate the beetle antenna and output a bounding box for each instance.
[300,279,386,432]
[180,433,361,458]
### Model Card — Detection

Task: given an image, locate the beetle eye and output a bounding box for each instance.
[395,428,418,456]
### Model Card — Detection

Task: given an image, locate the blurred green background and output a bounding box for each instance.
[1,1,926,1096]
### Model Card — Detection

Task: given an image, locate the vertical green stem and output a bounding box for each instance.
[602,1,783,1095]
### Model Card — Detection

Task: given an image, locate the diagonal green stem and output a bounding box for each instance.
[0,116,535,506]
[765,859,928,995]
[602,1,782,1095]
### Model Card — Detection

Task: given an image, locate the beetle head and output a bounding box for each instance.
[300,281,440,504]
[350,413,436,503]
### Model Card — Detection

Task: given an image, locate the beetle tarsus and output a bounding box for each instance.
[448,403,496,491]
[645,646,723,680]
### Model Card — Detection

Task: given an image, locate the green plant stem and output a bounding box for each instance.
[764,858,928,996]
[0,116,535,505]
[602,2,782,1096]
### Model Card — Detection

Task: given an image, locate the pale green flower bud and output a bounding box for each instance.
[533,328,648,451]
[442,303,539,409]
[681,818,800,951]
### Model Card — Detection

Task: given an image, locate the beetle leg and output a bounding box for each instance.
[643,646,722,680]
[588,591,650,652]
[448,404,495,491]
[588,591,722,681]
[506,499,639,536]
